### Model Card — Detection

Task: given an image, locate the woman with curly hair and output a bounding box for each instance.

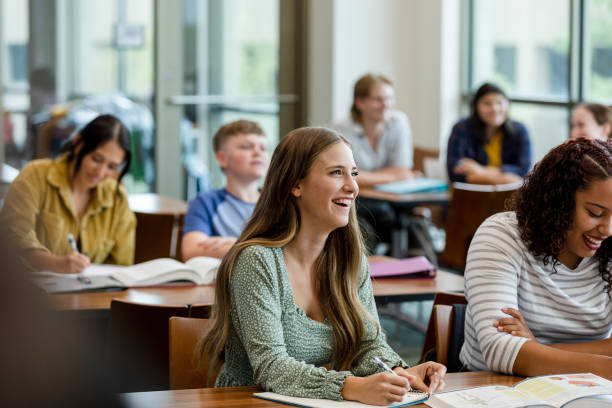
[460,138,612,379]
[198,127,445,405]
[446,82,532,184]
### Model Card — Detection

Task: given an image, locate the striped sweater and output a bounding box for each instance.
[460,211,612,374]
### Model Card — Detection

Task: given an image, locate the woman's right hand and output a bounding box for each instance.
[341,372,412,406]
[59,252,91,274]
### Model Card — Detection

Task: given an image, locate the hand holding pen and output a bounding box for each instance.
[66,233,91,281]
[372,356,446,396]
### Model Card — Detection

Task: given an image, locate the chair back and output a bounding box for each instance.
[433,303,467,371]
[441,182,520,271]
[107,299,189,392]
[421,291,468,372]
[413,147,440,173]
[134,212,184,263]
[169,317,213,389]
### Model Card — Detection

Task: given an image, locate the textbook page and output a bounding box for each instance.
[425,373,612,408]
[184,256,221,285]
[514,374,612,407]
[254,391,428,408]
[424,386,544,408]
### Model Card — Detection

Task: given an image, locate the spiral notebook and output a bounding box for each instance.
[254,390,428,407]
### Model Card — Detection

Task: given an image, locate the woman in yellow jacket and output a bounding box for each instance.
[1,114,136,273]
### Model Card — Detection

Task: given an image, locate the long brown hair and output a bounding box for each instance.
[199,127,375,385]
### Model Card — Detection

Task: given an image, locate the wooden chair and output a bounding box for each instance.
[441,182,520,271]
[134,212,184,263]
[421,292,468,372]
[107,299,189,392]
[169,317,214,389]
[413,147,440,174]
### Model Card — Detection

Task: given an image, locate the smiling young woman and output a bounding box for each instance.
[460,138,612,380]
[198,127,446,406]
[0,114,136,274]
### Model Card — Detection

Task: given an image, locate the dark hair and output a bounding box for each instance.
[469,82,519,145]
[510,138,612,295]
[350,73,393,122]
[212,119,265,152]
[59,114,131,198]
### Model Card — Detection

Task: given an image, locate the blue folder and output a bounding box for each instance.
[374,177,448,194]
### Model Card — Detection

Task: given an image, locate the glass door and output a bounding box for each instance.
[156,0,302,200]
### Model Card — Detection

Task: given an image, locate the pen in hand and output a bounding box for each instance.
[372,356,419,394]
[68,233,91,284]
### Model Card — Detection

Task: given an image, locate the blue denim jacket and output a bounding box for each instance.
[446,118,532,183]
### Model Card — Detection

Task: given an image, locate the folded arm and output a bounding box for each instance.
[181,231,236,260]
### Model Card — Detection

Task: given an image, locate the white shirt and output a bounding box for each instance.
[331,110,413,172]
[460,211,612,374]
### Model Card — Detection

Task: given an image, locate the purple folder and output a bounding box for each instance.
[369,256,437,279]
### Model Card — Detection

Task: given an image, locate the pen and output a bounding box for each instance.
[68,233,91,284]
[372,356,415,393]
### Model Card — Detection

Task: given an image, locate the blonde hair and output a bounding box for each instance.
[350,73,393,122]
[199,127,376,385]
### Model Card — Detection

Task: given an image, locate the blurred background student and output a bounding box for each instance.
[446,83,531,184]
[182,120,268,260]
[570,103,612,141]
[332,74,419,254]
[0,114,135,274]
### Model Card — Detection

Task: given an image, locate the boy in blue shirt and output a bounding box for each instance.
[182,120,268,260]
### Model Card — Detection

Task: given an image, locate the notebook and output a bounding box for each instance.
[369,256,436,279]
[254,390,428,408]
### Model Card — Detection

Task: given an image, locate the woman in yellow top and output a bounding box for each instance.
[446,83,532,184]
[1,114,136,273]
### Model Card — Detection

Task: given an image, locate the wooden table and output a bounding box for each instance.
[121,371,523,408]
[128,193,188,215]
[47,269,463,311]
[359,188,450,206]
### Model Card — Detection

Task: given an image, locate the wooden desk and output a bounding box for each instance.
[128,193,188,215]
[121,371,523,408]
[47,269,463,311]
[359,188,450,207]
[48,284,215,311]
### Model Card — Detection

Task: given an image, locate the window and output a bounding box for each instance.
[468,0,612,162]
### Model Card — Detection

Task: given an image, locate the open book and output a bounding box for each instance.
[33,257,221,293]
[425,373,612,408]
[254,390,428,408]
[369,256,436,279]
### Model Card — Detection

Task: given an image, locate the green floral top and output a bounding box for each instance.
[215,245,408,400]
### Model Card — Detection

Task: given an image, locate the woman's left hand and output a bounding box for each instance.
[493,307,535,340]
[394,362,446,395]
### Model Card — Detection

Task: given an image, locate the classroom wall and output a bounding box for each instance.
[307,0,463,154]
